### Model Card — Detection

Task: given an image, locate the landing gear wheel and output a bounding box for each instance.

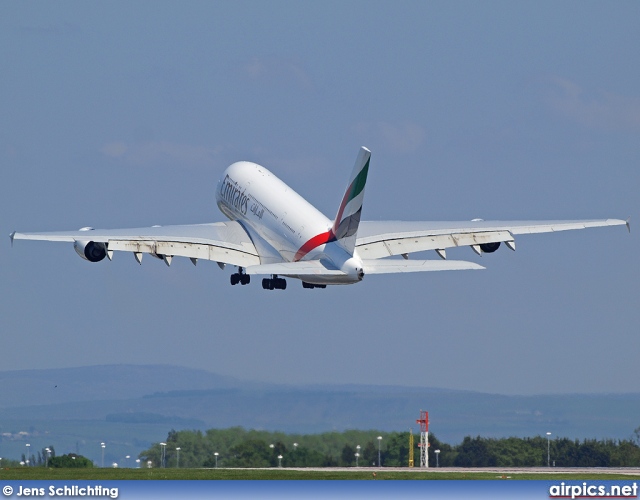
[302,282,326,289]
[231,268,250,286]
[262,276,286,290]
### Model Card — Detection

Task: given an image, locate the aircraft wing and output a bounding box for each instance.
[10,221,260,268]
[355,219,629,259]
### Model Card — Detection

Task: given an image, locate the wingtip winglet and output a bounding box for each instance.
[9,231,15,247]
[626,217,631,233]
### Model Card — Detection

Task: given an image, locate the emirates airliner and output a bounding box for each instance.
[11,147,628,290]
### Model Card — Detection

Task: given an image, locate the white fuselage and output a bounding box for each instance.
[215,161,363,284]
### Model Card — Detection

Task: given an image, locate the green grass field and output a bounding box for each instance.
[1,468,639,481]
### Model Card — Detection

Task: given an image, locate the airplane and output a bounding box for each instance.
[10,147,629,290]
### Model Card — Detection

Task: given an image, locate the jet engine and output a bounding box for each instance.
[74,240,107,262]
[479,242,501,253]
[73,228,107,262]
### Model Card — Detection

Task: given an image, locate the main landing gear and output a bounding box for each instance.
[302,282,326,289]
[230,268,250,286]
[262,276,286,290]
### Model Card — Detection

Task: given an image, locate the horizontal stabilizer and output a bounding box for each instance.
[362,259,484,274]
[246,261,347,276]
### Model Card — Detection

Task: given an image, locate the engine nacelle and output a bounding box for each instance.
[479,242,501,253]
[74,240,107,262]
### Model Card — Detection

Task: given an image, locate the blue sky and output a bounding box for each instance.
[1,1,638,395]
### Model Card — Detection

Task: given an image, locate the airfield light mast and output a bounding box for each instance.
[416,410,429,468]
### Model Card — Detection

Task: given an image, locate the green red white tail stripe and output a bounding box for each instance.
[331,147,370,253]
[294,147,370,261]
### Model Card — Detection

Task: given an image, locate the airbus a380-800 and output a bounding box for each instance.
[10,147,629,290]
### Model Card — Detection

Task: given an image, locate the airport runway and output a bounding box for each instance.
[244,466,640,476]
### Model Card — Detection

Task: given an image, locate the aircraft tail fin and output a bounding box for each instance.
[331,147,370,255]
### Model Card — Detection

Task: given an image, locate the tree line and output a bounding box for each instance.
[139,426,640,468]
[5,446,93,468]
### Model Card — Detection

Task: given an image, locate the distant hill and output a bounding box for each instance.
[0,364,638,465]
[0,364,254,408]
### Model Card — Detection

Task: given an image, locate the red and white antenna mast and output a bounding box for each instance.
[416,410,429,468]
